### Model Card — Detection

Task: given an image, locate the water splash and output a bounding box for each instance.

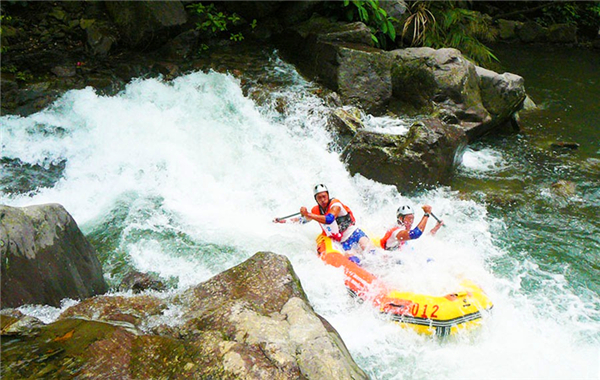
[2,64,598,379]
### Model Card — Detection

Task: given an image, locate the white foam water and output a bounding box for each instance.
[2,68,598,379]
[460,147,508,175]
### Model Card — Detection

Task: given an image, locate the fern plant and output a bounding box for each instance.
[403,1,498,66]
[402,1,435,46]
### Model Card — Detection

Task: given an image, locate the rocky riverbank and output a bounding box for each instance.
[1,205,366,378]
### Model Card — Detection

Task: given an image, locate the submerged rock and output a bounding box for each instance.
[0,204,108,309]
[1,309,45,336]
[551,180,577,198]
[119,270,166,293]
[550,141,580,150]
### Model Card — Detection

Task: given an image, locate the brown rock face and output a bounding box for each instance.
[1,252,368,379]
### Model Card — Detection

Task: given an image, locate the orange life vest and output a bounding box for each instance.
[380,225,406,250]
[311,198,356,241]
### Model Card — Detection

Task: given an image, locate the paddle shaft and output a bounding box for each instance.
[430,212,446,227]
[276,211,301,221]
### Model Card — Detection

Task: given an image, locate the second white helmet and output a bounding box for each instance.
[396,205,414,218]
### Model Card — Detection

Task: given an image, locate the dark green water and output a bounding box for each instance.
[454,44,600,298]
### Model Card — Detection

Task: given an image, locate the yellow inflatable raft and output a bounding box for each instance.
[316,233,493,337]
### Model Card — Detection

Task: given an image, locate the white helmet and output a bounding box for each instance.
[313,184,329,197]
[396,205,414,218]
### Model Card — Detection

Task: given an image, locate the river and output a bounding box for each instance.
[1,46,598,379]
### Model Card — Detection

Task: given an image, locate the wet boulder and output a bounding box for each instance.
[105,0,187,49]
[389,47,491,132]
[0,317,204,379]
[497,19,523,41]
[60,294,167,328]
[547,23,578,43]
[84,20,117,56]
[278,16,392,114]
[1,251,368,379]
[389,47,525,141]
[342,118,467,193]
[475,66,526,139]
[176,251,368,379]
[327,106,366,148]
[1,309,45,336]
[517,21,547,43]
[0,204,108,309]
[118,270,166,293]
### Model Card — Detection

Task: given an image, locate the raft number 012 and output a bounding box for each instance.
[411,303,439,319]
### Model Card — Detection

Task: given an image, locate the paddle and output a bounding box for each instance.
[430,212,446,227]
[273,211,301,223]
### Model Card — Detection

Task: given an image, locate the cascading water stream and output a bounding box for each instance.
[1,54,598,379]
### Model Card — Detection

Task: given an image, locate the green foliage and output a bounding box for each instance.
[197,43,209,56]
[403,1,498,66]
[1,14,13,53]
[187,2,249,45]
[15,70,33,82]
[341,0,397,49]
[0,64,32,82]
[1,64,18,73]
[536,2,600,37]
[230,32,243,42]
[538,2,579,26]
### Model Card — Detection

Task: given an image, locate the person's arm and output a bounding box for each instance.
[430,219,444,235]
[394,217,429,241]
[300,205,341,224]
[394,205,432,241]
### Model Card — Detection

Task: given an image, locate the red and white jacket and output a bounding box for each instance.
[311,198,356,242]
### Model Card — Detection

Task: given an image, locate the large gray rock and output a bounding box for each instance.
[0,204,107,308]
[105,0,187,48]
[389,47,486,114]
[84,20,117,56]
[279,16,392,114]
[474,66,526,139]
[336,44,393,115]
[497,19,523,40]
[176,251,367,380]
[547,23,578,43]
[389,47,526,141]
[1,252,368,379]
[342,118,467,193]
[517,21,547,43]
